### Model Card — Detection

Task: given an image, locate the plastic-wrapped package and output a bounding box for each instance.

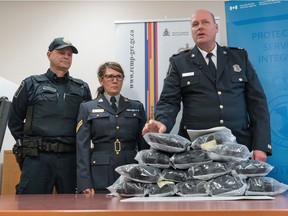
[107,176,147,197]
[170,150,212,169]
[175,179,208,197]
[162,168,191,182]
[143,133,191,153]
[115,164,162,183]
[245,177,288,196]
[229,160,274,178]
[207,143,251,162]
[145,183,176,197]
[188,161,228,180]
[207,174,247,196]
[191,129,237,150]
[134,149,171,169]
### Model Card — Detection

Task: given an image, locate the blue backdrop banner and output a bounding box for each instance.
[225,0,288,184]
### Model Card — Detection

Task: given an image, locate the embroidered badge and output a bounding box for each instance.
[233,64,241,72]
[76,119,83,133]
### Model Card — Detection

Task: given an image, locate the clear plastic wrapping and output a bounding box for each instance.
[175,179,208,197]
[115,164,162,183]
[170,150,212,169]
[145,183,176,197]
[245,177,288,196]
[107,176,146,197]
[229,160,274,178]
[191,129,237,150]
[188,161,228,180]
[143,133,191,153]
[207,174,247,196]
[206,143,251,162]
[161,168,191,182]
[134,149,171,169]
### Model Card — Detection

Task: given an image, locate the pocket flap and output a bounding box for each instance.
[90,153,110,165]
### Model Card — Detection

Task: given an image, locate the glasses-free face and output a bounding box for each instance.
[103,74,124,81]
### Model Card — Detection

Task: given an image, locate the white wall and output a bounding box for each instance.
[0,1,227,188]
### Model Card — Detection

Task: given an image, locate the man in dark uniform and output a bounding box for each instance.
[8,37,92,194]
[142,9,271,162]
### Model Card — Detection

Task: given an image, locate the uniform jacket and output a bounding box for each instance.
[8,69,92,144]
[155,44,271,155]
[76,93,148,192]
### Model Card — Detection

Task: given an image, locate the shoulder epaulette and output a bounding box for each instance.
[172,48,191,57]
[31,74,48,82]
[70,76,85,85]
[225,46,245,50]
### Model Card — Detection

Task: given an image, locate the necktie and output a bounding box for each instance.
[206,53,217,80]
[110,96,117,112]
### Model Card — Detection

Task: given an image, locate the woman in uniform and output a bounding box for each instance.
[76,62,148,194]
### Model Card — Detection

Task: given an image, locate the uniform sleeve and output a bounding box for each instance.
[76,102,93,192]
[83,82,92,101]
[154,59,182,132]
[8,80,30,140]
[138,102,149,150]
[244,52,271,155]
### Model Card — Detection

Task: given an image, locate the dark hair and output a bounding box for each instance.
[97,61,125,96]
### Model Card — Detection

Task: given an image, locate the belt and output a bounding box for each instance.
[92,140,136,154]
[23,137,75,154]
[39,141,75,153]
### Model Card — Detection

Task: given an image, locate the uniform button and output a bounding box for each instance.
[239,78,243,82]
[133,113,136,116]
[219,105,224,109]
[218,91,222,96]
[115,115,119,118]
[96,114,100,117]
[220,120,224,124]
[116,126,120,129]
[183,126,187,130]
[92,160,96,164]
[187,81,191,85]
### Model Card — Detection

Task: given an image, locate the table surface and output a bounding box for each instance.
[0,193,287,216]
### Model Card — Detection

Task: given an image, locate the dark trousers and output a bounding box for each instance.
[16,152,76,194]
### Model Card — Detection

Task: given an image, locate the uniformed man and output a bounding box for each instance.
[8,37,92,194]
[76,62,149,195]
[142,9,271,162]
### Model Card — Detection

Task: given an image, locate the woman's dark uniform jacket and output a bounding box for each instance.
[155,44,272,155]
[76,94,148,193]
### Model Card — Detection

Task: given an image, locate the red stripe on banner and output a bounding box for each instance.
[145,22,158,120]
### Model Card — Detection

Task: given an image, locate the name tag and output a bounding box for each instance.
[182,72,194,77]
[126,109,140,112]
[92,109,104,113]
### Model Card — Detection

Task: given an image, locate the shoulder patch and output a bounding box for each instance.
[14,81,25,98]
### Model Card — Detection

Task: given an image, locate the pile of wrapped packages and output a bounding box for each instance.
[107,127,288,197]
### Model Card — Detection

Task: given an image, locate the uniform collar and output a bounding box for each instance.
[46,69,70,83]
[197,44,217,59]
[104,92,120,104]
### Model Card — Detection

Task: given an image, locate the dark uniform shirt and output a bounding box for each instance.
[76,93,148,193]
[8,69,92,144]
[155,44,271,155]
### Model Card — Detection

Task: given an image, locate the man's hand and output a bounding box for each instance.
[252,150,267,162]
[142,119,167,135]
[81,188,95,197]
